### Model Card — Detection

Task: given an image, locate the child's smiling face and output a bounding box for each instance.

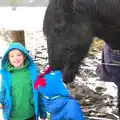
[8,49,26,68]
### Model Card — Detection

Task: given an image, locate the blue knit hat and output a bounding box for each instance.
[34,67,70,98]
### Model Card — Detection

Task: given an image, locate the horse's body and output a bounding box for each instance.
[43,0,120,115]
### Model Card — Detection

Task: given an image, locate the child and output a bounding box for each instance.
[34,66,85,120]
[0,42,47,120]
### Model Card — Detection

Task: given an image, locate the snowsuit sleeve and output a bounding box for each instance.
[38,92,47,118]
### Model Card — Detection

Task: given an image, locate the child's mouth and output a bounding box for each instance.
[14,61,20,64]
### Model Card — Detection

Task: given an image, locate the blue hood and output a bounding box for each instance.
[1,42,34,69]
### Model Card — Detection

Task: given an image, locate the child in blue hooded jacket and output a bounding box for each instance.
[34,66,85,120]
[0,42,47,120]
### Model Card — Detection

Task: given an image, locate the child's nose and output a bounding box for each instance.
[14,56,19,60]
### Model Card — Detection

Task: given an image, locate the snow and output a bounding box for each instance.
[0,7,46,30]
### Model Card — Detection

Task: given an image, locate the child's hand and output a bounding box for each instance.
[34,66,51,89]
[0,103,3,109]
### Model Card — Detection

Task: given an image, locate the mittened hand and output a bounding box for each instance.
[34,65,51,90]
[34,77,46,89]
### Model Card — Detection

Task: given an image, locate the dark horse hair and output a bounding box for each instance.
[43,0,120,116]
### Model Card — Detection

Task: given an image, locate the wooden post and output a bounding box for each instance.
[10,30,25,46]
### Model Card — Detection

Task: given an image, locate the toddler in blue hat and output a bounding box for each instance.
[34,66,85,120]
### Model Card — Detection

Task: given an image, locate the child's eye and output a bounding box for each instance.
[10,55,14,58]
[17,54,22,56]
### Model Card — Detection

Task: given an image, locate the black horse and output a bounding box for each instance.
[43,0,120,116]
